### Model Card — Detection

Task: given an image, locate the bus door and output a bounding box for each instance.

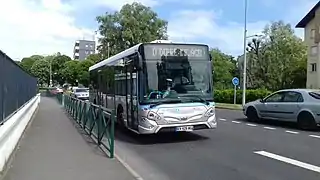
[125,58,138,130]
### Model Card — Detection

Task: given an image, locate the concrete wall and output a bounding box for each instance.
[0,94,40,175]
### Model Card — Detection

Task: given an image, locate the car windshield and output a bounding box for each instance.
[140,45,213,104]
[75,88,88,93]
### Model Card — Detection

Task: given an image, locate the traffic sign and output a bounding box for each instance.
[232,77,239,86]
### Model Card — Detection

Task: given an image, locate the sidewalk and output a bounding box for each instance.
[3,97,135,180]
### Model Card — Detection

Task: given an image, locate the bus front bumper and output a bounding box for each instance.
[138,115,217,134]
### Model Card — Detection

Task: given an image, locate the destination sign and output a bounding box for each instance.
[144,44,208,59]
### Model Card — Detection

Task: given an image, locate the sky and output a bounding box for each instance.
[0,0,318,61]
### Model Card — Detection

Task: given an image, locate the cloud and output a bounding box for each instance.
[168,0,319,56]
[168,10,266,56]
[0,0,93,60]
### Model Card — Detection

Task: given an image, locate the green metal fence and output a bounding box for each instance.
[57,94,115,158]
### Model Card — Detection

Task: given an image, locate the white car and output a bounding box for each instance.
[243,89,320,130]
[72,88,89,100]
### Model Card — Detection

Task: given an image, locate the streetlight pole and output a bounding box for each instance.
[242,0,248,106]
[49,60,52,87]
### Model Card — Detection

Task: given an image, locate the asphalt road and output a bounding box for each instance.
[115,109,320,180]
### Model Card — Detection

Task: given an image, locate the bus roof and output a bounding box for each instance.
[89,43,143,71]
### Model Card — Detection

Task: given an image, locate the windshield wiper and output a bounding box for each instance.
[149,99,182,108]
[183,95,209,105]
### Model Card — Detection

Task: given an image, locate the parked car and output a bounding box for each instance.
[71,87,89,100]
[243,89,320,130]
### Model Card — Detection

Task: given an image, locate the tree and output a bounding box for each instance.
[85,54,101,64]
[62,60,80,86]
[51,54,72,85]
[31,59,49,86]
[96,2,168,58]
[77,60,95,87]
[20,55,44,75]
[242,21,307,90]
[211,48,237,89]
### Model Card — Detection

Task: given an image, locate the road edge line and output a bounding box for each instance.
[114,151,144,180]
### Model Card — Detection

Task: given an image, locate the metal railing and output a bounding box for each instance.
[0,50,37,124]
[57,94,115,158]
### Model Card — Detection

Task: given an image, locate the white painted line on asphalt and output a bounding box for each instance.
[254,151,320,173]
[219,118,227,121]
[231,120,241,124]
[309,135,320,139]
[246,123,257,127]
[114,153,144,180]
[263,126,276,130]
[285,130,299,134]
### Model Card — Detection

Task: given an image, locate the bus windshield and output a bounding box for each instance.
[140,44,213,104]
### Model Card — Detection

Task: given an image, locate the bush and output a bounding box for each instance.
[214,89,272,104]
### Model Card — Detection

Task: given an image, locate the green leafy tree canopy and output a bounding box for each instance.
[96,2,168,58]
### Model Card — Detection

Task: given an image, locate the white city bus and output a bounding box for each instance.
[88,41,216,134]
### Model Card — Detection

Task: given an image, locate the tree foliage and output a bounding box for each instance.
[238,21,307,91]
[211,49,238,89]
[20,55,44,75]
[77,60,95,87]
[31,59,49,85]
[85,54,101,64]
[96,2,168,58]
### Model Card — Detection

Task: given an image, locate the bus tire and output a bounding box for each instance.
[117,107,125,129]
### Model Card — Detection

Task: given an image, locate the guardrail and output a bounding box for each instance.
[57,94,115,158]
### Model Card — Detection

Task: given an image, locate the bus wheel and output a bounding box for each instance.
[117,110,125,129]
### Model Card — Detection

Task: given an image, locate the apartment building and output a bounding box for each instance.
[73,40,96,61]
[296,1,320,89]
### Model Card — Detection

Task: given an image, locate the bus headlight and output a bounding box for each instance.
[147,111,161,121]
[205,108,215,117]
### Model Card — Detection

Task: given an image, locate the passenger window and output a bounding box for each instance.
[283,92,303,102]
[265,92,284,102]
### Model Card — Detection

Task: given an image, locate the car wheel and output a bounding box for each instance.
[297,112,317,130]
[247,106,259,122]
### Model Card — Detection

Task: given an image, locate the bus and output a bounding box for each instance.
[88,41,216,134]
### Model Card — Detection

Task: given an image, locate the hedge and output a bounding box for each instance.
[214,89,272,104]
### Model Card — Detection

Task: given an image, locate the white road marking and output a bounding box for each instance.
[246,123,257,127]
[231,121,241,124]
[285,130,299,134]
[263,126,276,130]
[254,151,320,173]
[309,135,320,139]
[219,118,226,121]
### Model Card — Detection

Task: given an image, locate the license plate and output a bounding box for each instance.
[175,126,194,132]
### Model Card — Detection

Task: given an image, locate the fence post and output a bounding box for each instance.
[110,109,115,158]
[62,94,65,107]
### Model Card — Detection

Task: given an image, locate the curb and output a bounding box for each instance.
[215,106,242,111]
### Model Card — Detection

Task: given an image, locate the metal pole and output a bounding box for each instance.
[49,60,52,87]
[242,0,248,106]
[234,85,237,104]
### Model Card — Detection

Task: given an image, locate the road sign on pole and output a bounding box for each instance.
[232,77,239,104]
[232,77,239,86]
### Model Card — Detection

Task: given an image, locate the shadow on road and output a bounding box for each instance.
[115,127,210,145]
[236,117,320,132]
